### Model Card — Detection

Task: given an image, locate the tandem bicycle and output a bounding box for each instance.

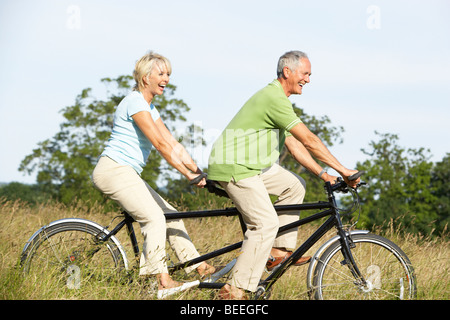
[20,171,417,300]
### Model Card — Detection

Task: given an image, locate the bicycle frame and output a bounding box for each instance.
[100,180,367,293]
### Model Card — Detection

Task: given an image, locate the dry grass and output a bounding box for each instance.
[0,198,448,300]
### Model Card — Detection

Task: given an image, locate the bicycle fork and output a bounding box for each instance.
[337,228,368,288]
[326,182,368,289]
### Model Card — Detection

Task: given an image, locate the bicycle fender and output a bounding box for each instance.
[306,229,369,290]
[21,218,130,270]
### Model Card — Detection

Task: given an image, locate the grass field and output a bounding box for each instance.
[0,198,448,300]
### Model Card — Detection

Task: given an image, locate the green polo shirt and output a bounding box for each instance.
[208,79,302,182]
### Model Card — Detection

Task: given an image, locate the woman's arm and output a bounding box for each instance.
[154,118,203,175]
[132,111,204,185]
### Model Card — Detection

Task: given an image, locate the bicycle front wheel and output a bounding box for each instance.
[312,233,416,300]
[21,218,127,290]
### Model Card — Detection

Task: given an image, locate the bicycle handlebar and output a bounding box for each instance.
[189,173,230,198]
[331,171,366,193]
[189,173,208,185]
[348,171,365,181]
[197,171,366,198]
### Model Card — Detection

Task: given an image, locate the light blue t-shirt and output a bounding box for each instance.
[101,91,160,174]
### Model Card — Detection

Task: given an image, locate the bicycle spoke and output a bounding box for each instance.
[22,220,126,291]
[312,234,416,300]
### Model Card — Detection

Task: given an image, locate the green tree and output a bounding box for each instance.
[0,182,51,205]
[353,132,444,235]
[430,153,450,232]
[19,75,191,206]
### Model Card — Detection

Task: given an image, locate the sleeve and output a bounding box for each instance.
[267,97,302,131]
[149,104,160,121]
[127,94,150,118]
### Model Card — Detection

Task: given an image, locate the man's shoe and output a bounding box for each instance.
[266,252,311,271]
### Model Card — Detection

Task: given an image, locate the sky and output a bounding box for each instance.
[1,0,449,184]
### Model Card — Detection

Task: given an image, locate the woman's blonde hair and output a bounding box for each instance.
[133,51,172,91]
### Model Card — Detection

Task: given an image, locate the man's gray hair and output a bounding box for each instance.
[277,51,309,78]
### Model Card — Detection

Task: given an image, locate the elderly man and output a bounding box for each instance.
[207,51,359,299]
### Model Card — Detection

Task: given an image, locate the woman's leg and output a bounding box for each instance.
[93,156,168,275]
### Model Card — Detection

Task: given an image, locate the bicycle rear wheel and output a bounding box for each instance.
[312,233,416,300]
[21,219,127,290]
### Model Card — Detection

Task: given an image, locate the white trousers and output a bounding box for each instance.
[92,156,202,275]
[219,163,306,292]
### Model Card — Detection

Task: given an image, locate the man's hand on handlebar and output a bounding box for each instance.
[321,172,340,185]
[344,170,362,188]
[321,169,361,188]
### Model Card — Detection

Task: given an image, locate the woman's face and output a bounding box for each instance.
[145,63,170,97]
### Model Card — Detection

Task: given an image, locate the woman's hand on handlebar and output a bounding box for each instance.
[188,172,207,188]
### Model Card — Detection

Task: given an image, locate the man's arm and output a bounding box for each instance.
[284,136,337,184]
[288,123,359,186]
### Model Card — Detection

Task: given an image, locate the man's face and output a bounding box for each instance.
[284,58,311,96]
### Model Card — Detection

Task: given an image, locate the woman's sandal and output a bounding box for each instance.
[157,280,200,299]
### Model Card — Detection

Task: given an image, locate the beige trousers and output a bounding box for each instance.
[92,156,202,275]
[219,163,306,292]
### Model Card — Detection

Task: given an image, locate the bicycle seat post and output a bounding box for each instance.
[122,211,140,260]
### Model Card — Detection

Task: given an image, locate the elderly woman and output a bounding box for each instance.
[93,51,215,297]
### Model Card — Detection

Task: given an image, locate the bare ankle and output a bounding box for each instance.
[156,273,179,289]
[197,262,215,275]
[270,247,289,257]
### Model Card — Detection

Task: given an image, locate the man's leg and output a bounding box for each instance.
[261,163,306,250]
[219,175,279,292]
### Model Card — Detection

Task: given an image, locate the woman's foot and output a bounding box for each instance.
[156,273,199,299]
[157,273,181,290]
[196,262,217,277]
